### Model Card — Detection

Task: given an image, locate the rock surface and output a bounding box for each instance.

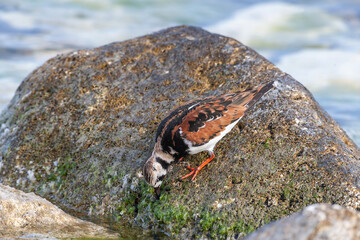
[0,183,117,239]
[0,26,360,238]
[245,204,360,240]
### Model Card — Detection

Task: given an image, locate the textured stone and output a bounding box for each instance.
[245,204,360,240]
[0,26,359,238]
[0,184,117,239]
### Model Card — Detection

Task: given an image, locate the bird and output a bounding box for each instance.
[143,81,274,195]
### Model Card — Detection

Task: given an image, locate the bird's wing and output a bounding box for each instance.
[174,95,247,146]
[163,82,273,147]
[155,98,206,141]
[175,81,274,146]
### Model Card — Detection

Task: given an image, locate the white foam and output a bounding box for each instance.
[207,2,347,49]
[277,49,360,93]
[344,127,360,145]
[207,2,360,94]
[0,58,47,112]
[0,11,36,29]
[0,77,18,101]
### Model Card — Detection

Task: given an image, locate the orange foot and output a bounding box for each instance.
[180,153,215,181]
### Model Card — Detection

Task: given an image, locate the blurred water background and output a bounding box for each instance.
[1,0,359,148]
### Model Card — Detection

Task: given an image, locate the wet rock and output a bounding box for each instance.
[0,183,118,239]
[244,204,360,240]
[0,26,360,238]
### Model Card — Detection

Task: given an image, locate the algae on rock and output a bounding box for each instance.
[0,26,360,238]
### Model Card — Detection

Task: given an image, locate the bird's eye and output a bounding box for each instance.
[157,175,165,182]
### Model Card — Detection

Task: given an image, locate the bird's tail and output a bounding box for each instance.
[246,81,274,109]
[232,81,274,109]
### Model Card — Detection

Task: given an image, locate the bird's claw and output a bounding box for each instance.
[179,153,215,182]
[180,166,199,181]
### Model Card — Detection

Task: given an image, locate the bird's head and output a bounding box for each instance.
[143,155,169,195]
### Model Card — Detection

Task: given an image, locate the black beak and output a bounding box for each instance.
[155,187,161,199]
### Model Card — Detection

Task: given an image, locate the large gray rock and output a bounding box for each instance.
[245,204,360,240]
[0,183,117,239]
[0,26,359,238]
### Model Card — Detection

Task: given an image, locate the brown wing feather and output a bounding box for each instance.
[180,104,246,145]
[176,83,271,145]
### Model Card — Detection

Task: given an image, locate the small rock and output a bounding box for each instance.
[0,184,117,239]
[244,204,360,240]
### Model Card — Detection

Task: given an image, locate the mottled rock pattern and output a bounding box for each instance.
[0,26,360,238]
[245,204,360,240]
[0,183,117,239]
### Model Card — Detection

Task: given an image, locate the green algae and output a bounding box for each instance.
[115,177,261,239]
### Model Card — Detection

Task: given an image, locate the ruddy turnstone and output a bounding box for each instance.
[143,81,274,194]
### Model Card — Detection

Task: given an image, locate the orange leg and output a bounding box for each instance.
[180,153,215,181]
